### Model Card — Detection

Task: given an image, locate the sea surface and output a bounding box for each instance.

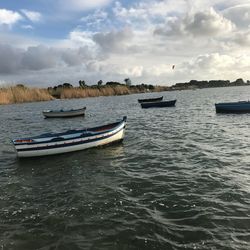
[0,86,250,250]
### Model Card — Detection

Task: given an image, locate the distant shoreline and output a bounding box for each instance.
[169,78,250,91]
[0,84,168,105]
[0,79,249,105]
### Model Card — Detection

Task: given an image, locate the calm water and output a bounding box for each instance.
[0,86,250,250]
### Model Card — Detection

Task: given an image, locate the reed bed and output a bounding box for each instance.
[60,85,131,99]
[0,84,169,104]
[0,86,53,105]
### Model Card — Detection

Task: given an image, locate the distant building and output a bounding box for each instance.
[124,78,132,86]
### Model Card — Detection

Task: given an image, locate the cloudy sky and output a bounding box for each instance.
[0,0,249,86]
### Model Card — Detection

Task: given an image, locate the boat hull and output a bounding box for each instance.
[215,102,250,113]
[138,96,163,103]
[13,117,126,158]
[43,107,86,118]
[141,100,176,108]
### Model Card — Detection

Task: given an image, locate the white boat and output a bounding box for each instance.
[42,107,86,118]
[12,116,127,158]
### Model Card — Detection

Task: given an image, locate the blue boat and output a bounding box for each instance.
[141,100,176,109]
[215,101,250,113]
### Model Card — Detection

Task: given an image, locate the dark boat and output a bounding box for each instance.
[215,101,250,113]
[141,100,176,109]
[43,107,86,118]
[138,96,163,103]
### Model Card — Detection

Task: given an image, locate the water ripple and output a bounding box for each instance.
[0,87,250,249]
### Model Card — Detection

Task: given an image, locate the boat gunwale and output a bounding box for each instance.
[141,99,176,108]
[13,117,127,146]
[15,124,126,152]
[43,107,86,114]
[138,96,163,103]
[215,101,250,106]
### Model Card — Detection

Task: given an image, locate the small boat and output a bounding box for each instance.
[12,116,127,158]
[141,100,176,109]
[215,101,250,113]
[138,96,163,103]
[42,107,86,118]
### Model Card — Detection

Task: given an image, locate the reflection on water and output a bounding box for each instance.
[0,86,250,250]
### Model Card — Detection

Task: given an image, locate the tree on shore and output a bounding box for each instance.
[97,80,103,86]
[16,84,26,88]
[106,81,121,86]
[79,80,85,88]
[63,83,73,88]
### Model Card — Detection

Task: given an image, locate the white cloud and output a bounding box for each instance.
[122,65,144,77]
[61,47,96,66]
[21,45,60,70]
[81,9,108,23]
[21,25,34,30]
[223,4,250,28]
[0,42,97,74]
[0,40,249,86]
[0,32,47,49]
[233,31,250,46]
[93,27,134,53]
[155,8,234,37]
[68,30,97,48]
[0,44,23,73]
[148,64,175,76]
[113,1,188,20]
[80,9,108,30]
[20,9,42,22]
[185,8,234,36]
[154,17,185,37]
[59,0,113,11]
[0,9,23,27]
[180,53,250,81]
[0,0,250,86]
[194,53,235,69]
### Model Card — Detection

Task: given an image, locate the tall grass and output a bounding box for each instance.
[0,86,53,105]
[0,84,170,105]
[60,85,131,99]
[59,85,168,99]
